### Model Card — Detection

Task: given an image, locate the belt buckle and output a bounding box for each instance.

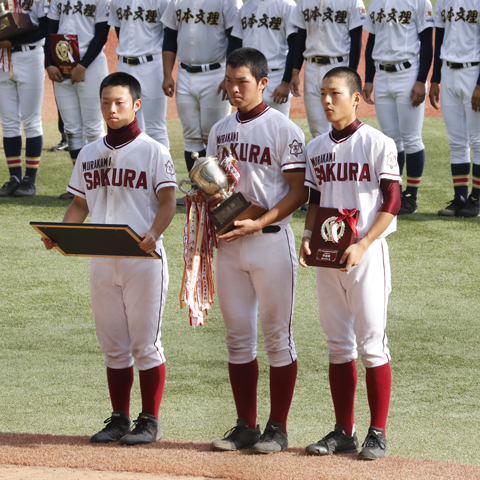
[125,57,136,66]
[383,64,395,72]
[314,57,324,65]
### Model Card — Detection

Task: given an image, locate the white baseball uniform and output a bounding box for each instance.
[304,122,400,367]
[206,105,306,367]
[47,0,110,151]
[364,0,433,155]
[434,0,480,168]
[291,0,366,137]
[161,0,241,152]
[231,0,297,117]
[67,132,177,369]
[109,0,170,148]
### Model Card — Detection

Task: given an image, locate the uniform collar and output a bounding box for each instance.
[331,118,362,141]
[237,101,268,122]
[106,117,141,148]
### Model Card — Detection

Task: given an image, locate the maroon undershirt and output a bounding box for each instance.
[237,101,268,121]
[309,118,401,215]
[106,117,141,148]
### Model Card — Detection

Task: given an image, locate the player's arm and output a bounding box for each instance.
[290,28,306,97]
[299,187,320,268]
[3,14,48,49]
[272,32,296,104]
[162,27,178,97]
[362,33,375,105]
[218,27,241,100]
[45,19,64,82]
[217,169,308,242]
[340,179,400,272]
[348,25,363,71]
[411,27,433,107]
[429,27,444,110]
[139,186,176,254]
[41,196,89,250]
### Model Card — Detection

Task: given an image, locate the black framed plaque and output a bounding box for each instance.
[0,12,35,41]
[30,222,161,259]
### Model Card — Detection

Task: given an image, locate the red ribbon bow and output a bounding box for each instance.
[331,208,358,243]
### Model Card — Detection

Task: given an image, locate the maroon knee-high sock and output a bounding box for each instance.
[365,363,391,433]
[228,359,258,430]
[329,361,357,436]
[106,366,134,418]
[139,364,166,420]
[269,360,297,433]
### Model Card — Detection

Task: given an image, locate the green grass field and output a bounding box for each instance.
[0,117,479,466]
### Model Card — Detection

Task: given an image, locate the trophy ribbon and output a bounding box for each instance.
[180,190,216,327]
[331,208,358,243]
[65,34,79,61]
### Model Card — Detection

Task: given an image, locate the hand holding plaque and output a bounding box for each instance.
[50,34,80,79]
[178,146,267,235]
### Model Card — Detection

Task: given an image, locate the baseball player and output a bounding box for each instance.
[161,0,241,177]
[289,0,366,138]
[362,0,434,215]
[45,0,110,199]
[207,48,308,454]
[429,0,480,217]
[109,0,170,148]
[229,0,297,117]
[42,72,177,445]
[299,67,400,460]
[0,0,47,198]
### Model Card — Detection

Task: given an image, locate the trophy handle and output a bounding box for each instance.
[178,178,194,194]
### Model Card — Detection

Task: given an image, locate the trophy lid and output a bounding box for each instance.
[189,153,220,180]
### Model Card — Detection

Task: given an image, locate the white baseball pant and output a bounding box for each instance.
[315,238,391,369]
[440,63,480,166]
[0,46,44,138]
[175,67,231,152]
[304,58,349,138]
[264,68,292,117]
[54,53,108,151]
[90,251,168,371]
[216,225,298,368]
[118,56,169,149]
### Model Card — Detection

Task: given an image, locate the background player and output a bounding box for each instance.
[42,72,177,445]
[161,0,241,200]
[0,0,47,197]
[300,67,400,460]
[45,0,110,199]
[429,0,480,217]
[362,0,434,215]
[289,0,365,138]
[229,0,297,117]
[207,48,307,454]
[109,0,170,148]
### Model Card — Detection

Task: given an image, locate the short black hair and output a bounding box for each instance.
[323,67,362,96]
[226,47,268,83]
[99,72,141,101]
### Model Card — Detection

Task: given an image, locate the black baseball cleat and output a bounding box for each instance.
[398,193,417,214]
[0,176,21,197]
[90,411,131,443]
[210,417,261,451]
[359,426,387,460]
[120,413,163,445]
[13,176,36,197]
[438,195,465,216]
[59,191,74,200]
[305,423,359,455]
[250,420,288,454]
[50,137,68,152]
[456,195,480,217]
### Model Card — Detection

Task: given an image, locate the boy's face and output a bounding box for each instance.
[320,75,360,130]
[100,85,141,130]
[225,65,267,112]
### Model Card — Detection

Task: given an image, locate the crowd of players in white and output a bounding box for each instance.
[0,0,480,218]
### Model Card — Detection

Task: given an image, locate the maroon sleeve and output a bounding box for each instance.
[308,188,320,205]
[379,179,401,215]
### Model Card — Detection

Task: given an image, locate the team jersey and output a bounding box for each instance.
[109,0,168,57]
[14,0,46,46]
[231,0,297,70]
[206,106,306,225]
[160,0,242,65]
[435,0,480,63]
[47,0,111,58]
[291,0,366,58]
[67,133,177,239]
[364,0,434,63]
[304,122,400,238]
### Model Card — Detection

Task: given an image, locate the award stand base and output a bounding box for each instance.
[209,192,268,236]
[0,12,35,41]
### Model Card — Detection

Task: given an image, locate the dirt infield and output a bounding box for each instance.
[42,30,442,123]
[0,433,479,480]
